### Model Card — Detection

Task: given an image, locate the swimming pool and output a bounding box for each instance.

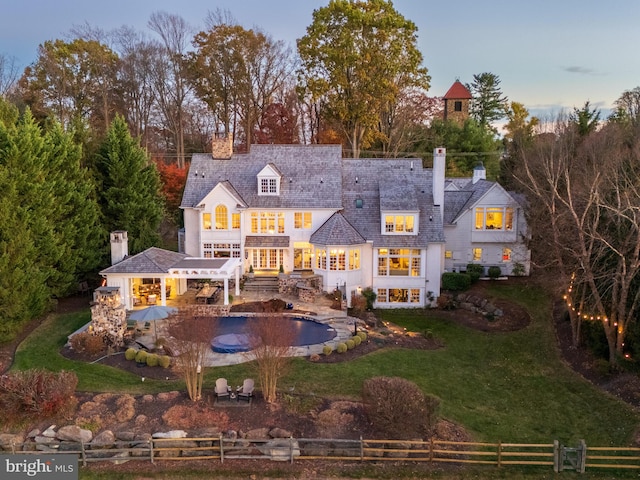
[210,316,337,353]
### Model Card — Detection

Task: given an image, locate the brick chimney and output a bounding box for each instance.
[110,231,128,265]
[212,133,233,159]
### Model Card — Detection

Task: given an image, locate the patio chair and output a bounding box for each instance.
[237,378,254,403]
[215,378,231,401]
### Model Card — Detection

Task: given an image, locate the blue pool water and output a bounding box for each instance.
[210,316,337,353]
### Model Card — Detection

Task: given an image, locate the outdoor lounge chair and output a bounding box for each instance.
[237,378,254,402]
[215,378,230,401]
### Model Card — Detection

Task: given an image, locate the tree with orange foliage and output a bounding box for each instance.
[155,159,188,223]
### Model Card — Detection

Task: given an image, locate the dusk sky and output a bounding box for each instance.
[2,0,638,120]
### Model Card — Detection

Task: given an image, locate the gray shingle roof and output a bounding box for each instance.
[100,247,188,275]
[181,145,344,209]
[443,179,499,224]
[310,212,366,245]
[245,236,290,248]
[181,145,446,247]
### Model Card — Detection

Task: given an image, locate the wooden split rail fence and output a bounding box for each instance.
[2,437,640,473]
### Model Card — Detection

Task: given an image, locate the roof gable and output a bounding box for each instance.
[100,247,188,275]
[443,80,472,99]
[310,212,366,246]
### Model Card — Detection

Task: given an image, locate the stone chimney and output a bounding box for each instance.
[110,231,128,265]
[472,162,486,184]
[212,133,233,159]
[432,147,446,220]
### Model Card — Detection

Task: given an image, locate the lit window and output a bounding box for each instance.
[502,247,512,261]
[250,211,285,233]
[377,289,387,303]
[475,207,514,231]
[232,213,240,229]
[473,248,482,262]
[203,213,212,230]
[445,250,453,259]
[377,248,421,276]
[215,205,228,230]
[349,249,360,270]
[294,212,312,229]
[384,214,416,234]
[410,289,420,303]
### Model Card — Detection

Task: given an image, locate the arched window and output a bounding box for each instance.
[215,205,228,230]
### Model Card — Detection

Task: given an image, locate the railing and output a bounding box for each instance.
[2,436,639,473]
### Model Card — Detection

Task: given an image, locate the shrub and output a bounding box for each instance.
[336,343,348,353]
[488,266,502,279]
[362,376,440,439]
[146,353,159,367]
[361,287,377,310]
[357,331,367,341]
[69,331,105,357]
[346,339,356,350]
[352,335,362,346]
[423,329,434,340]
[159,355,171,368]
[135,350,148,364]
[124,348,137,361]
[322,345,333,356]
[466,263,484,282]
[0,369,78,420]
[441,272,471,291]
[512,262,525,276]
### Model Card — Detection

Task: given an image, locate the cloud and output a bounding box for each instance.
[563,66,597,75]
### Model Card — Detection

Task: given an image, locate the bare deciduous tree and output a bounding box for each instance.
[0,53,20,97]
[515,119,640,364]
[168,312,217,401]
[247,315,295,404]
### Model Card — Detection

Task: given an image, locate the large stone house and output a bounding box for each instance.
[177,139,530,308]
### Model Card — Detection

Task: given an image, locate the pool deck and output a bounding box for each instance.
[136,289,360,367]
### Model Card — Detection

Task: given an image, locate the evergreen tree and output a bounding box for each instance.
[468,72,508,131]
[94,115,163,253]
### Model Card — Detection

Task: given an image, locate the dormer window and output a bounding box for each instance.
[260,178,277,194]
[257,164,281,196]
[383,214,417,234]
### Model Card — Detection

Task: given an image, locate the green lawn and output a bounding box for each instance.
[11,282,640,448]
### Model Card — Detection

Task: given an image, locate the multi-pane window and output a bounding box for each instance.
[215,205,228,230]
[384,214,415,233]
[294,212,312,229]
[232,213,240,229]
[349,249,360,270]
[260,177,278,195]
[445,250,453,259]
[475,207,514,230]
[212,243,241,258]
[376,288,420,304]
[316,248,360,271]
[473,248,482,262]
[203,243,213,258]
[377,289,387,303]
[203,213,212,230]
[377,248,421,276]
[329,249,346,271]
[317,249,327,269]
[250,212,285,233]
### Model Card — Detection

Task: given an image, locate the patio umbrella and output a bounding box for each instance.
[128,305,178,342]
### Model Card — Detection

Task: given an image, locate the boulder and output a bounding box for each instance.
[42,425,57,438]
[56,425,93,443]
[0,433,24,450]
[92,430,116,448]
[152,430,188,439]
[269,428,292,439]
[115,431,136,442]
[257,438,300,461]
[244,428,270,439]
